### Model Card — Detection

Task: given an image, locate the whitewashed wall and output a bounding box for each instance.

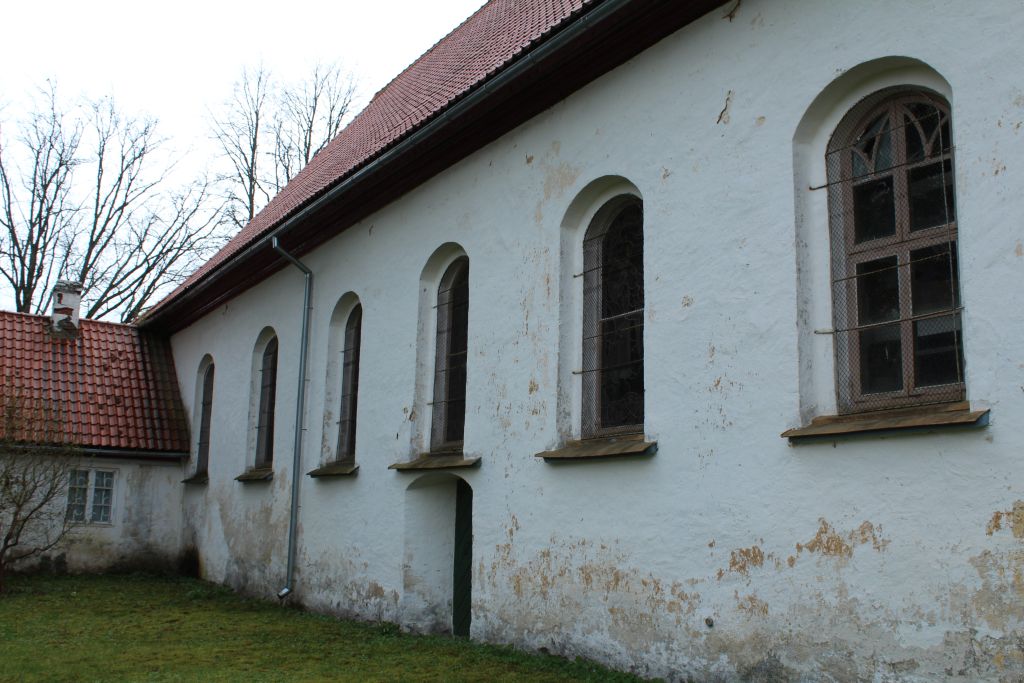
[40,458,184,573]
[170,1,1024,680]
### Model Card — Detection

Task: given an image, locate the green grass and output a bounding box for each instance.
[0,574,649,682]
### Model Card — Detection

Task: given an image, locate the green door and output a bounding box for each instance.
[452,479,473,637]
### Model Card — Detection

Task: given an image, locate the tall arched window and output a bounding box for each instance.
[255,336,279,466]
[337,304,362,462]
[196,362,215,476]
[826,89,963,412]
[431,257,469,451]
[582,197,644,437]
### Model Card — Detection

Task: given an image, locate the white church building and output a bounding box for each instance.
[4,1,1023,680]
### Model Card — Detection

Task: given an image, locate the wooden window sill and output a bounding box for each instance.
[181,472,209,485]
[235,467,274,482]
[782,401,990,441]
[388,452,481,471]
[307,461,359,478]
[535,434,657,461]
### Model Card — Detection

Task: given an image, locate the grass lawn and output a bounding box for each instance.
[0,574,650,682]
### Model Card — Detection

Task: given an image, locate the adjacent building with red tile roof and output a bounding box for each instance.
[0,311,188,457]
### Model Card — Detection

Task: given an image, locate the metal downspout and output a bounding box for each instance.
[271,236,312,600]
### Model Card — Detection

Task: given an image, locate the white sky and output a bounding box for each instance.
[0,0,485,156]
[0,0,485,313]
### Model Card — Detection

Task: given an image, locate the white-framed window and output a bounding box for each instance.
[66,469,116,524]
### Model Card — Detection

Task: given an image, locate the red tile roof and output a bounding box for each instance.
[149,0,591,316]
[0,311,189,455]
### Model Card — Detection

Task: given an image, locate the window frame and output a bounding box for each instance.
[580,195,645,439]
[66,468,116,525]
[254,336,279,467]
[335,304,362,463]
[827,89,964,414]
[430,256,470,453]
[195,362,215,476]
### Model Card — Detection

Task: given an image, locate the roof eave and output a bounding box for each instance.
[142,0,727,334]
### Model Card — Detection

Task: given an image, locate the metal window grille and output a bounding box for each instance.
[196,364,214,474]
[336,305,362,461]
[66,469,89,522]
[255,337,278,465]
[431,258,469,451]
[824,89,963,413]
[582,198,644,438]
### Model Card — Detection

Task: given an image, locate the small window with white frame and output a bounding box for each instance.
[66,468,116,524]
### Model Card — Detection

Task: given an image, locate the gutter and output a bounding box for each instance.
[143,0,634,330]
[270,236,313,601]
[5,443,187,462]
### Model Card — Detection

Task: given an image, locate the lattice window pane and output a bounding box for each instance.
[337,305,362,460]
[431,258,469,450]
[826,89,964,413]
[197,364,214,474]
[581,198,644,436]
[66,469,89,522]
[256,337,278,465]
[90,471,114,523]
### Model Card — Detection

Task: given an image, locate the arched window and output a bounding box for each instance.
[431,257,469,451]
[196,362,214,476]
[826,89,963,412]
[255,336,279,466]
[337,304,362,462]
[582,197,644,437]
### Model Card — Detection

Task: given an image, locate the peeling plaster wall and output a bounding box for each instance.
[169,1,1024,680]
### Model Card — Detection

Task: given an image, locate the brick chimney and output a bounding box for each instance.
[51,281,83,337]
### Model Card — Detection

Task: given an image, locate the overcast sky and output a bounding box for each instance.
[0,0,485,313]
[0,0,485,152]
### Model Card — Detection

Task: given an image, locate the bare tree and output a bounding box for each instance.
[211,62,357,230]
[0,84,81,314]
[0,386,78,594]
[0,84,223,322]
[210,65,272,232]
[270,62,356,193]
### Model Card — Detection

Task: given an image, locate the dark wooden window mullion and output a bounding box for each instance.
[897,245,915,397]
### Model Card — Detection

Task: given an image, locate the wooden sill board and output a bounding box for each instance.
[307,462,359,478]
[536,436,656,461]
[235,467,274,482]
[389,454,481,471]
[782,402,989,440]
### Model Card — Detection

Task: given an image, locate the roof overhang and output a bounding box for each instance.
[3,442,187,463]
[142,0,727,334]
